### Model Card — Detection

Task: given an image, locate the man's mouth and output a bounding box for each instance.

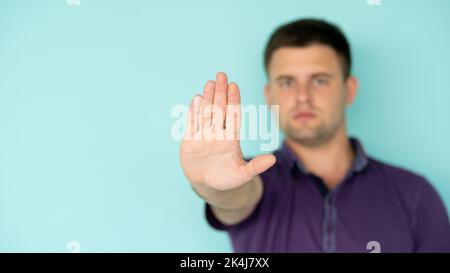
[293,111,316,120]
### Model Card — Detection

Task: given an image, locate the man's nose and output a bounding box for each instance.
[294,84,312,104]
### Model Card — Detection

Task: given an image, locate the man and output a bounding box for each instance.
[179,19,450,252]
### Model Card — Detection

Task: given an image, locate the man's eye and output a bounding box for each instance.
[313,78,329,86]
[279,79,292,88]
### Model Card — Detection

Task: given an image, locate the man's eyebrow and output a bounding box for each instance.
[272,72,333,82]
[273,75,295,82]
[310,72,333,78]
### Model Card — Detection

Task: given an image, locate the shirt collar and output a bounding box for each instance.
[278,137,369,176]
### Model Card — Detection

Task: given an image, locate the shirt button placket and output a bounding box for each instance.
[322,194,336,253]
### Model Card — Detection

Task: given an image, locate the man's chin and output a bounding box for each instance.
[284,129,328,147]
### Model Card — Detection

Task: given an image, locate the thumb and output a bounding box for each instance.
[244,154,276,177]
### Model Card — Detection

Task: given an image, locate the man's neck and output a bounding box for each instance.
[285,127,354,190]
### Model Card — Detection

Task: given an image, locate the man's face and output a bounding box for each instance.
[265,45,358,146]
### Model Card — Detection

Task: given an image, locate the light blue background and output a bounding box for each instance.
[0,0,449,252]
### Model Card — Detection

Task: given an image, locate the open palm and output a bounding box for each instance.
[180,72,276,191]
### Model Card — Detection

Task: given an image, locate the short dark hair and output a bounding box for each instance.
[264,18,352,79]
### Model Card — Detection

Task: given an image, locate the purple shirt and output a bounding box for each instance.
[205,138,450,253]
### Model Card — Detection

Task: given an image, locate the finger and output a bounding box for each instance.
[243,154,276,177]
[200,80,214,128]
[212,72,228,129]
[186,95,202,138]
[227,82,241,105]
[225,82,241,140]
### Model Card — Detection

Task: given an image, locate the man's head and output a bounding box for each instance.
[264,19,358,147]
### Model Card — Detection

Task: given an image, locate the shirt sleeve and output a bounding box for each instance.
[413,178,450,252]
[204,201,262,231]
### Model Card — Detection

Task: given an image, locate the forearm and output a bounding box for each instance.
[192,176,263,224]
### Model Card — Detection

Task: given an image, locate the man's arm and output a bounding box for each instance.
[195,175,263,225]
[413,179,450,252]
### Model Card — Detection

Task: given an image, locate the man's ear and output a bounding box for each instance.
[264,84,272,106]
[345,76,358,105]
